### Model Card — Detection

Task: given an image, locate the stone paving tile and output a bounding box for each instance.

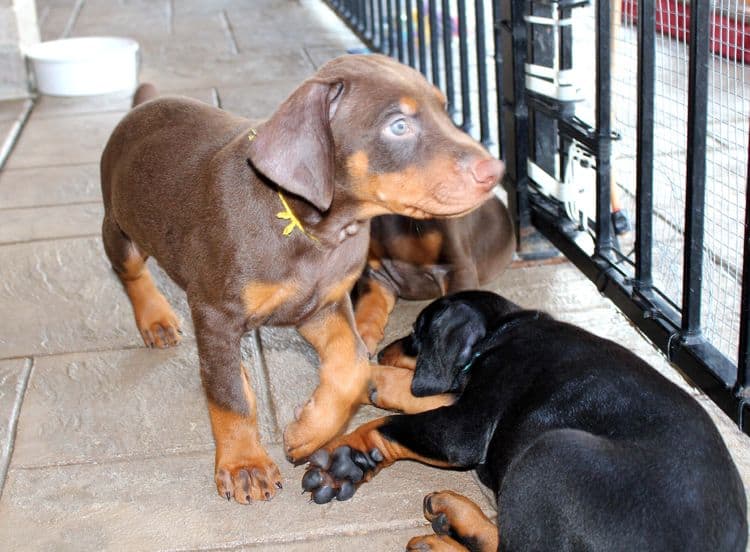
[255,527,435,551]
[0,201,102,244]
[0,237,191,359]
[0,98,27,122]
[304,44,356,69]
[0,358,31,494]
[0,446,491,551]
[141,48,316,91]
[0,163,100,208]
[226,1,357,51]
[4,111,125,169]
[10,344,217,468]
[216,80,303,121]
[32,87,217,119]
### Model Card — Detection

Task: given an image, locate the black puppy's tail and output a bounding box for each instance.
[132,83,158,107]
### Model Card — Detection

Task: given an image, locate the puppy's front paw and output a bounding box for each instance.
[215,454,282,504]
[283,397,352,462]
[301,445,384,504]
[135,297,182,348]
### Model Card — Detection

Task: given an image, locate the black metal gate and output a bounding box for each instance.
[325,0,750,434]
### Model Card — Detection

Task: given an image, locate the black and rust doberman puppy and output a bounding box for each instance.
[353,198,515,355]
[302,291,748,551]
[100,55,503,503]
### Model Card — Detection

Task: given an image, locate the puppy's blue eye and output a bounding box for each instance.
[390,118,408,136]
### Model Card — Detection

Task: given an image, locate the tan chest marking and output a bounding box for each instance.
[322,272,360,306]
[242,281,298,319]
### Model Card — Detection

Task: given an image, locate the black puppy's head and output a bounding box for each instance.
[384,291,521,397]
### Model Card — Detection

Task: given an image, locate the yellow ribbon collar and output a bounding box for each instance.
[249,128,318,242]
[276,190,318,241]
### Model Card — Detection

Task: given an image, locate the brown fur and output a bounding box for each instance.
[354,197,515,355]
[100,55,503,503]
[207,364,282,503]
[407,491,498,552]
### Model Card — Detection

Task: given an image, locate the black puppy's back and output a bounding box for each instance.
[470,317,747,551]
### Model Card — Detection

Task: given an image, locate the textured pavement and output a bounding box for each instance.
[0,1,749,550]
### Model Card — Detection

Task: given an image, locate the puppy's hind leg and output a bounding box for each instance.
[102,215,181,348]
[408,491,498,552]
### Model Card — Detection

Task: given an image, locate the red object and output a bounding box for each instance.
[621,0,750,64]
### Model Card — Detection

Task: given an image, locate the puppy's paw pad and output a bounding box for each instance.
[301,445,383,504]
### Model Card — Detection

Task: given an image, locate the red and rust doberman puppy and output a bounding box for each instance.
[100,54,504,504]
[354,196,515,355]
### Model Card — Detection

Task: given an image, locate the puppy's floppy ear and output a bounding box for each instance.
[247,80,344,212]
[411,303,487,396]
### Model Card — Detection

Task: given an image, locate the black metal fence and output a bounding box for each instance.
[325,0,750,433]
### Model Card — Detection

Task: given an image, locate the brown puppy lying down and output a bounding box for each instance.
[100,54,504,503]
[354,197,515,355]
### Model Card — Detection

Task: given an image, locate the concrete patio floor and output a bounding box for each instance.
[0,0,749,550]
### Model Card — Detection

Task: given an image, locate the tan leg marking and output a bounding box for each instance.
[406,534,468,551]
[421,490,498,552]
[354,278,397,355]
[368,364,454,413]
[378,337,417,370]
[284,302,370,461]
[323,417,453,475]
[119,249,181,348]
[209,364,281,503]
[323,272,360,306]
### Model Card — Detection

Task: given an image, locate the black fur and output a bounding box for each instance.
[382,291,747,551]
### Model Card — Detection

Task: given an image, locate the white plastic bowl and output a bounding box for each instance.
[25,37,139,96]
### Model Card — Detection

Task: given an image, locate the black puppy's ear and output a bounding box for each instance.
[247,80,344,212]
[411,303,487,396]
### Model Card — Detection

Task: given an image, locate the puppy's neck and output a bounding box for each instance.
[283,191,369,246]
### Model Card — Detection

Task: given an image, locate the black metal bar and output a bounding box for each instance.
[681,0,711,338]
[386,0,395,55]
[365,0,375,40]
[530,200,746,434]
[736,136,750,392]
[594,0,613,256]
[635,0,655,291]
[457,0,472,132]
[491,0,504,159]
[500,0,530,234]
[429,0,441,87]
[396,0,406,62]
[378,0,386,49]
[475,0,490,147]
[406,0,416,66]
[417,0,427,74]
[441,0,456,116]
[355,0,364,33]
